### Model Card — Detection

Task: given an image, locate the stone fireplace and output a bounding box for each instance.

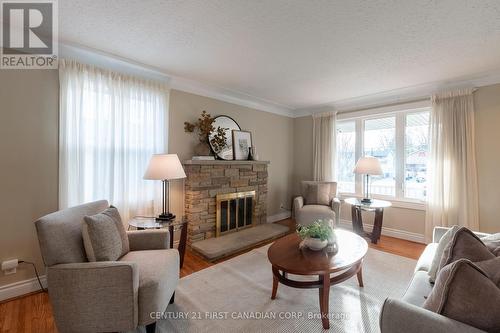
[183,160,269,246]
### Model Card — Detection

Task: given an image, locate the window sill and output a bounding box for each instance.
[338,193,426,211]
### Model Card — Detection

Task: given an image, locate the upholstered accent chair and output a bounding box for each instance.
[35,200,179,333]
[294,181,340,226]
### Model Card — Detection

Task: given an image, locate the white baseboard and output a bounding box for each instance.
[267,210,292,223]
[339,219,425,244]
[0,275,47,302]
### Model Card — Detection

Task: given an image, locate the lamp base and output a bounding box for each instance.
[156,212,176,222]
[361,198,372,204]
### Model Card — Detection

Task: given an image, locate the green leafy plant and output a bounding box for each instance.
[297,220,333,241]
[184,110,227,153]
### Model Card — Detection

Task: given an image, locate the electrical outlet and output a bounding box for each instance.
[1,259,18,275]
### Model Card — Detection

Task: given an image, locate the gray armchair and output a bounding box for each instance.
[293,181,340,226]
[35,200,179,333]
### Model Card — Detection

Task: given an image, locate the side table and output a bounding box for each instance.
[128,217,187,269]
[344,198,392,244]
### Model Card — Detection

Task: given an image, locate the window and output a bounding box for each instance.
[335,109,430,202]
[404,112,429,200]
[364,116,396,196]
[59,60,168,221]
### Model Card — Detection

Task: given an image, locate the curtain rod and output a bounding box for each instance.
[337,96,431,115]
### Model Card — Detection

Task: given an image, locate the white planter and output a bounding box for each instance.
[304,237,327,251]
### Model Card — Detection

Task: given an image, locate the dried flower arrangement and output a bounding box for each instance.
[184,111,227,154]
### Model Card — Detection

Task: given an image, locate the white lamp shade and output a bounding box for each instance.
[143,154,186,180]
[353,156,383,175]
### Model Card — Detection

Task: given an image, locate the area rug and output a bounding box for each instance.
[146,244,415,333]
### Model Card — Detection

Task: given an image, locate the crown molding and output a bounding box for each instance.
[169,76,295,117]
[59,42,296,118]
[293,68,500,118]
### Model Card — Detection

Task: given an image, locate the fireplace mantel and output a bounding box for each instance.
[183,159,269,246]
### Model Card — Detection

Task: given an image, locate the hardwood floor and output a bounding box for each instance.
[0,219,425,333]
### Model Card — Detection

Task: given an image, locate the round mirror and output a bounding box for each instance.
[209,115,241,160]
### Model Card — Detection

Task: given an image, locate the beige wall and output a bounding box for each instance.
[475,83,500,233]
[168,89,295,217]
[0,70,59,287]
[292,116,313,195]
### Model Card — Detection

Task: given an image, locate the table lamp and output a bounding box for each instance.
[144,154,186,221]
[353,156,383,203]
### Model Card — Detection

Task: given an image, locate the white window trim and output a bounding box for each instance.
[335,105,430,211]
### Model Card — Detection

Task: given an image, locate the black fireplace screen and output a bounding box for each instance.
[216,191,255,236]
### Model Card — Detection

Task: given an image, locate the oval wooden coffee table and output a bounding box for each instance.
[267,229,368,329]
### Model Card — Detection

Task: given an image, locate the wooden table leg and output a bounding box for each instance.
[357,263,364,287]
[178,222,188,269]
[319,274,330,329]
[169,225,174,249]
[271,266,279,300]
[371,208,384,244]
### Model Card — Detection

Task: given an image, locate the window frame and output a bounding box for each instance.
[335,106,430,210]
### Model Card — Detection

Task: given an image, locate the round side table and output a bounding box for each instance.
[344,198,392,244]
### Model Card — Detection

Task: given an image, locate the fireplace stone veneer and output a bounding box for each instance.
[183,160,269,246]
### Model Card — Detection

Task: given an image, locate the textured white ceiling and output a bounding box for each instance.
[59,0,500,112]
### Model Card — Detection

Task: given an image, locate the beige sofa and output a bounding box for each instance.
[293,181,340,226]
[35,200,179,333]
[380,226,490,333]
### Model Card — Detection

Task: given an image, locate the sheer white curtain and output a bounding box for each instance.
[312,111,337,181]
[59,59,168,222]
[425,88,479,242]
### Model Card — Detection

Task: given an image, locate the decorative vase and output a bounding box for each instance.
[303,237,328,251]
[326,239,338,254]
[194,142,211,156]
[326,224,338,254]
[249,147,259,161]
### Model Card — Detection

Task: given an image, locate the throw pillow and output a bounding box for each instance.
[476,257,500,287]
[428,225,460,283]
[482,233,500,256]
[82,206,129,262]
[423,259,500,332]
[438,227,495,272]
[305,183,330,206]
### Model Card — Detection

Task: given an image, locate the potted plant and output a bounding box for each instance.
[184,111,227,156]
[297,219,333,251]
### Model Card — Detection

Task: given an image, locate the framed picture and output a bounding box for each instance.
[232,130,253,160]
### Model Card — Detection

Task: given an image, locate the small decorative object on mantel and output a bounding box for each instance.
[297,220,333,251]
[249,146,259,161]
[232,130,253,160]
[209,115,241,160]
[184,111,228,158]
